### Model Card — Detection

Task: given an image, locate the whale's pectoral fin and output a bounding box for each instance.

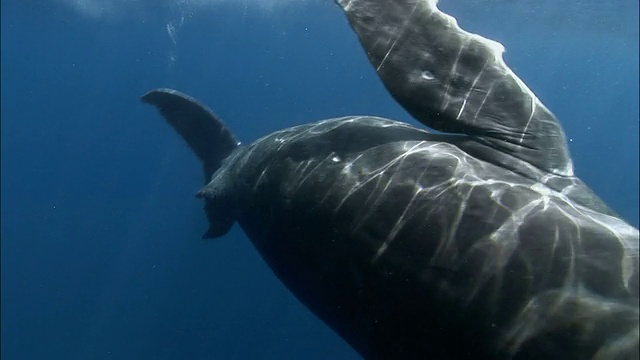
[141,88,239,182]
[142,88,239,239]
[195,174,236,239]
[334,0,573,176]
[201,199,235,239]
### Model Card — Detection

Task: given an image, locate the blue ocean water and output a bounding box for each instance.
[1,0,637,359]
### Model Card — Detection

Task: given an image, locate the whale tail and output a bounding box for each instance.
[142,88,239,239]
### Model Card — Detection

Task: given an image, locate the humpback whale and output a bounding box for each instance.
[141,0,639,358]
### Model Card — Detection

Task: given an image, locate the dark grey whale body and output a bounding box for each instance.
[142,0,639,359]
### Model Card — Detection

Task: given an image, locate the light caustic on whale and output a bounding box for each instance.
[141,0,639,359]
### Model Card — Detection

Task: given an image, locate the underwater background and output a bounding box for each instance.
[1,0,638,359]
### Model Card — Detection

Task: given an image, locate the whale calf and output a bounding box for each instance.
[142,0,639,358]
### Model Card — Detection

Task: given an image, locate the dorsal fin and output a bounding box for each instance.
[141,88,238,182]
[335,0,573,176]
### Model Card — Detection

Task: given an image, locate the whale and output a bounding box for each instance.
[141,0,639,359]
